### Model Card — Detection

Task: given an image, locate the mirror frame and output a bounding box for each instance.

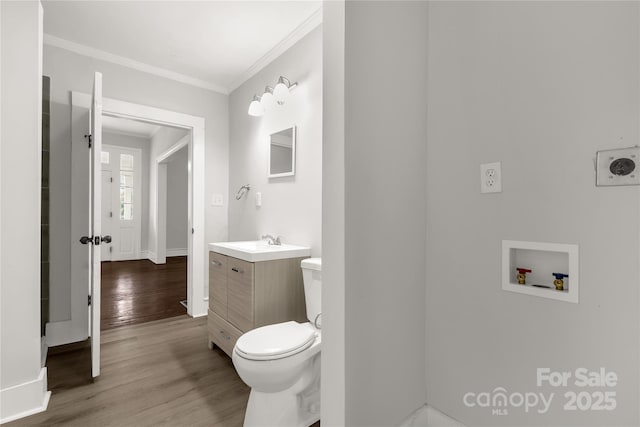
[268,125,296,178]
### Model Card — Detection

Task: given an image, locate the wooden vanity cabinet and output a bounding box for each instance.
[207,252,308,357]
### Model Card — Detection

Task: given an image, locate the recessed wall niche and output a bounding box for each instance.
[502,240,579,304]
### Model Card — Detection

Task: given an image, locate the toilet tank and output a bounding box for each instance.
[301,258,321,324]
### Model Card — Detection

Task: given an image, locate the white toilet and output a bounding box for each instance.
[232,258,322,427]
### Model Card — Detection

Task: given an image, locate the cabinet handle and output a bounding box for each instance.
[211,260,222,267]
[231,267,244,274]
[220,330,230,340]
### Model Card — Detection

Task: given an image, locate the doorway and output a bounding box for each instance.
[69,92,207,330]
[98,117,190,330]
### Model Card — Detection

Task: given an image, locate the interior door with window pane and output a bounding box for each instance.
[112,150,141,261]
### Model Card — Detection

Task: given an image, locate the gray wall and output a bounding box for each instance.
[343,2,429,425]
[148,126,189,259]
[425,2,640,425]
[321,2,346,424]
[103,132,150,252]
[228,26,322,256]
[166,146,188,251]
[44,45,228,323]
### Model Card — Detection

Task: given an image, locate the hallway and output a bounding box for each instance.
[101,256,187,330]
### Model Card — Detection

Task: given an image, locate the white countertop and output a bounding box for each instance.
[208,240,311,262]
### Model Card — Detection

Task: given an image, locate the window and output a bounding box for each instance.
[119,154,134,220]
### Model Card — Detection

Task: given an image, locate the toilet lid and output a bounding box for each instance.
[235,321,316,361]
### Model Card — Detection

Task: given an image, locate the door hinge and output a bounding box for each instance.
[109,211,113,218]
[88,295,92,306]
[84,134,93,148]
[110,177,113,183]
[192,228,194,234]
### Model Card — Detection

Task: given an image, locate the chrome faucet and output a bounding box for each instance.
[261,234,281,245]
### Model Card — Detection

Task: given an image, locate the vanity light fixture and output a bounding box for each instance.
[247,76,298,116]
[248,95,264,117]
[273,76,297,105]
[261,86,275,109]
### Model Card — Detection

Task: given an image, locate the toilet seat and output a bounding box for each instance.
[235,321,317,361]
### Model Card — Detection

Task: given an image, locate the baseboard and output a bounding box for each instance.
[167,248,188,257]
[45,320,88,347]
[141,249,187,261]
[146,250,158,264]
[192,310,208,318]
[399,404,465,427]
[0,368,51,424]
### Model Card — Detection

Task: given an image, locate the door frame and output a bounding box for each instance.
[101,144,143,261]
[154,134,190,265]
[71,92,206,318]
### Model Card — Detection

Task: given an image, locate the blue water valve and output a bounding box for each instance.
[552,273,568,291]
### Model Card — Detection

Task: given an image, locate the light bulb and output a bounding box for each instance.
[261,87,275,109]
[273,81,290,105]
[248,95,264,117]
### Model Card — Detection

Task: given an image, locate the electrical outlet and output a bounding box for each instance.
[480,162,502,193]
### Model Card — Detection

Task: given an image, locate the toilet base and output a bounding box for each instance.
[243,389,319,427]
[242,356,321,427]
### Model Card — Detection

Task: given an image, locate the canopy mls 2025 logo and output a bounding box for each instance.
[463,367,618,416]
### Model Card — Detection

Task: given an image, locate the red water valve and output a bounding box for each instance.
[516,268,532,285]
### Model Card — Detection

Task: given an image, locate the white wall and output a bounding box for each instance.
[103,132,150,252]
[228,26,322,256]
[425,2,640,426]
[0,1,50,422]
[166,145,188,252]
[44,45,228,326]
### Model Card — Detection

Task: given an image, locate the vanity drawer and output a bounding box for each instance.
[208,309,242,357]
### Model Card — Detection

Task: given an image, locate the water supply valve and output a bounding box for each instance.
[516,268,532,285]
[552,273,569,291]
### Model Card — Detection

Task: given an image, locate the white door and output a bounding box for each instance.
[113,150,141,260]
[101,169,113,261]
[90,72,103,378]
[100,146,141,262]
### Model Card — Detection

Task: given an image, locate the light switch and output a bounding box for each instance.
[211,194,224,207]
[255,192,262,207]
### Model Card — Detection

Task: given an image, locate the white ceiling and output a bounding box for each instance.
[103,115,162,138]
[41,1,322,93]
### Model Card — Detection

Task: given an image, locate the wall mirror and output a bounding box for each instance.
[268,126,296,178]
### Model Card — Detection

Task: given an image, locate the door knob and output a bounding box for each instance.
[79,236,92,245]
[101,235,112,244]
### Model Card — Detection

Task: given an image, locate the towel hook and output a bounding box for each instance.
[235,184,251,200]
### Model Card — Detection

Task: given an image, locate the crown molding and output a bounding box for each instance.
[44,34,229,94]
[227,6,322,93]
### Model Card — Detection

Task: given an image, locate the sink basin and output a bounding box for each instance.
[208,241,311,262]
